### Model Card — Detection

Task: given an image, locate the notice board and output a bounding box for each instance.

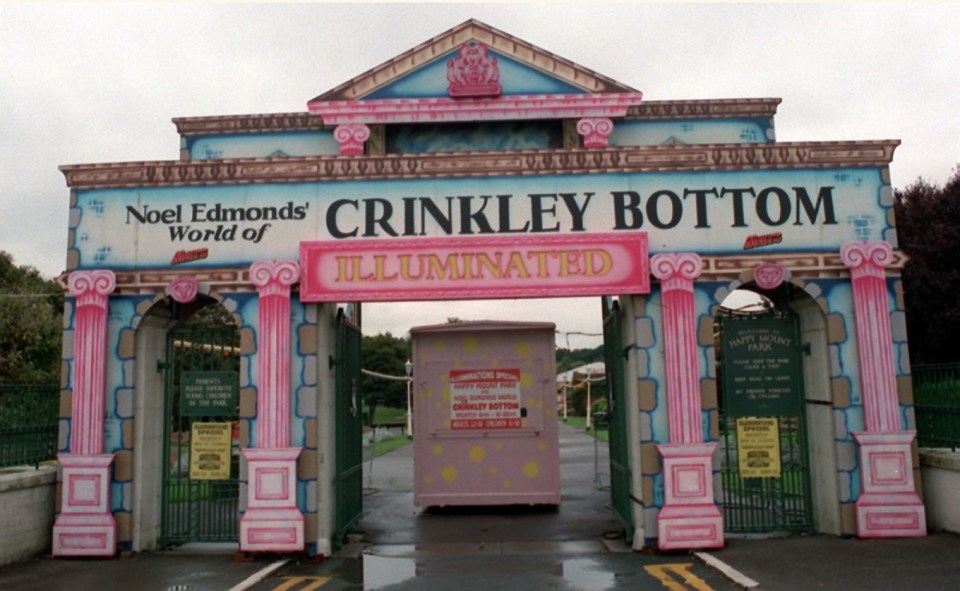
[189,422,232,480]
[721,317,802,418]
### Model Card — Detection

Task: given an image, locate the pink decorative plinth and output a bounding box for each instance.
[853,431,926,538]
[240,448,304,552]
[657,443,724,550]
[52,454,117,556]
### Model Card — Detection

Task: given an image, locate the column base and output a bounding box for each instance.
[856,494,926,538]
[657,443,724,550]
[240,508,305,552]
[240,448,304,552]
[52,454,117,557]
[853,431,927,538]
[52,513,117,557]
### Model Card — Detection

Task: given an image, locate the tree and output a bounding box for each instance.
[556,344,604,374]
[894,167,960,363]
[361,332,411,408]
[0,252,64,383]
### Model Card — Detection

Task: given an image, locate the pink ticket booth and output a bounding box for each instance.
[411,321,560,507]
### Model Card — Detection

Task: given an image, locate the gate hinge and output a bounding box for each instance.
[156,361,169,373]
[329,355,337,369]
[801,343,812,356]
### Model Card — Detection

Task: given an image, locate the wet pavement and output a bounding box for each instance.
[2,422,960,590]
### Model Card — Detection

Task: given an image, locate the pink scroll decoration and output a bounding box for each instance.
[576,118,614,148]
[165,277,199,304]
[447,41,502,98]
[333,124,370,156]
[754,263,785,290]
[67,270,116,455]
[840,240,899,432]
[250,260,300,449]
[651,253,704,444]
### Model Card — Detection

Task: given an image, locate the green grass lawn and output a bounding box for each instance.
[363,404,408,426]
[561,416,609,442]
[363,435,411,460]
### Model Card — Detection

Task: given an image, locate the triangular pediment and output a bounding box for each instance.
[310,19,638,104]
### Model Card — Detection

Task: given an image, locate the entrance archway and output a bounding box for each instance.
[330,296,634,549]
[714,280,840,535]
[130,294,245,550]
[159,303,241,546]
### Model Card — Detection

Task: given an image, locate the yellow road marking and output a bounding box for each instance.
[270,576,332,591]
[644,563,714,591]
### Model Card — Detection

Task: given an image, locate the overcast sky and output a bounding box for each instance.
[2,2,957,348]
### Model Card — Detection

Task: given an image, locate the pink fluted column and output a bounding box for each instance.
[53,270,117,556]
[841,240,926,538]
[652,253,723,550]
[240,260,305,552]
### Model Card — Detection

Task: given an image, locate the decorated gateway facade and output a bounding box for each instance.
[52,20,925,557]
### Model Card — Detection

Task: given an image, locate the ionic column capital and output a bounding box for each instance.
[841,240,894,280]
[250,260,300,296]
[651,252,703,293]
[576,117,614,148]
[333,123,371,156]
[68,270,116,308]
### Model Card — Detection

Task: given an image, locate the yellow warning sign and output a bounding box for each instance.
[189,422,232,480]
[736,417,781,478]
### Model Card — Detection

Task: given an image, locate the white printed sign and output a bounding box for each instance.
[449,369,522,430]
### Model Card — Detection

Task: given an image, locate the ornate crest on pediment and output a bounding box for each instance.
[447,41,502,98]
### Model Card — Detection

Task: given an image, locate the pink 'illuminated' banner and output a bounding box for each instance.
[298,233,649,302]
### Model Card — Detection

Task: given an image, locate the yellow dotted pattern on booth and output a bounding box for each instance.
[469,446,486,463]
[523,461,540,478]
[521,372,534,388]
[417,331,558,501]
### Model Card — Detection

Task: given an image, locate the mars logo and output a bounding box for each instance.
[171,248,209,265]
[743,232,783,250]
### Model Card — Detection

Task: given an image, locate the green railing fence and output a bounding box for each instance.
[0,384,60,468]
[913,363,960,450]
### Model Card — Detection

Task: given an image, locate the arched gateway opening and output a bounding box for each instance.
[130,292,246,551]
[714,280,838,535]
[326,297,630,551]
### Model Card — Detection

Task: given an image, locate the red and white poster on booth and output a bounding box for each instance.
[449,368,522,430]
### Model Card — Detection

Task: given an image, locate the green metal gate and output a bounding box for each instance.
[602,296,634,543]
[716,309,813,533]
[334,307,364,546]
[160,309,241,546]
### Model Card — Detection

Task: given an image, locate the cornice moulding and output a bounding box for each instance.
[60,140,900,190]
